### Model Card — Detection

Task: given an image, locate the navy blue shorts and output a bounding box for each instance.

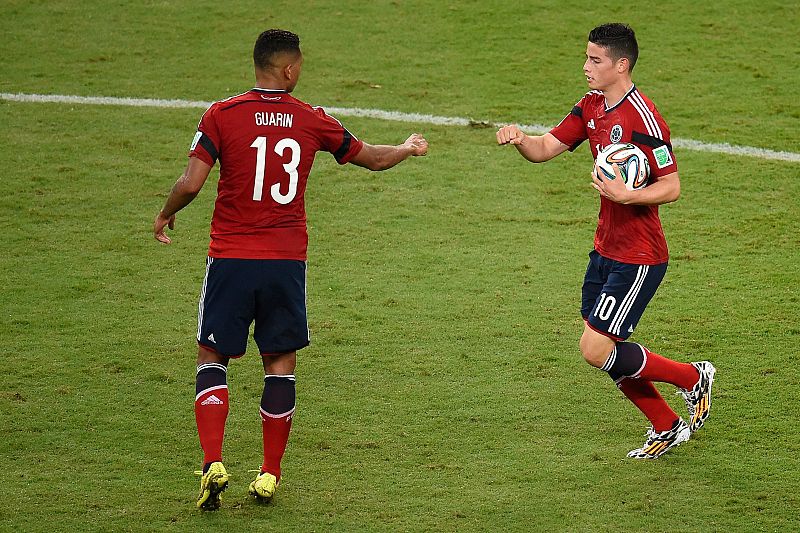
[581,250,667,341]
[196,258,310,357]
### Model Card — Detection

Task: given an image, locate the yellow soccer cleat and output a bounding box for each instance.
[248,471,279,503]
[195,462,229,511]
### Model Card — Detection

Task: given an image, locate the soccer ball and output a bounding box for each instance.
[595,143,650,190]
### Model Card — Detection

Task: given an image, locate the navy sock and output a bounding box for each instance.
[600,342,646,379]
[196,362,227,395]
[261,375,296,415]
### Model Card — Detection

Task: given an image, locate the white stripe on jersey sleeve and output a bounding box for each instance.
[630,91,663,139]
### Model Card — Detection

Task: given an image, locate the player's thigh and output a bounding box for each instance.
[197,257,257,357]
[581,250,612,319]
[252,260,310,355]
[586,260,667,340]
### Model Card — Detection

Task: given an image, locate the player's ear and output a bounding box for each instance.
[617,57,629,74]
[285,60,300,82]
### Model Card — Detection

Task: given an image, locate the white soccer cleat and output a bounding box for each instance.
[627,418,691,459]
[678,361,716,433]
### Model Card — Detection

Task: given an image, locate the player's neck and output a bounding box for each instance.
[255,81,290,92]
[602,80,634,109]
[254,73,293,92]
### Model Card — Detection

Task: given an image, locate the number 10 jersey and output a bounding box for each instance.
[189,88,364,260]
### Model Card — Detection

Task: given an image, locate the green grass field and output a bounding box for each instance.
[2,1,799,531]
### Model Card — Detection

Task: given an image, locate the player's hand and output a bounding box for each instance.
[592,164,632,204]
[154,211,175,244]
[496,125,526,146]
[404,133,429,156]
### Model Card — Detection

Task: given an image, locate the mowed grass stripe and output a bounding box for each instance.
[3,91,799,164]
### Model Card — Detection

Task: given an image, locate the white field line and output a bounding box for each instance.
[3,92,799,163]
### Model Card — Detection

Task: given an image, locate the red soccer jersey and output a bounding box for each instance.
[189,88,364,260]
[549,86,678,265]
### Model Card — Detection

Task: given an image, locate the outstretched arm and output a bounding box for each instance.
[349,133,428,171]
[153,156,213,244]
[496,126,569,163]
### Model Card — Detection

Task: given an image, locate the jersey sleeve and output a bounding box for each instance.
[188,104,221,166]
[549,97,588,152]
[312,107,364,164]
[631,109,678,179]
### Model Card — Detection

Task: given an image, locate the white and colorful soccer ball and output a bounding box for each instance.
[595,143,650,190]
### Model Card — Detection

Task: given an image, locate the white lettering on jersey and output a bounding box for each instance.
[254,112,294,128]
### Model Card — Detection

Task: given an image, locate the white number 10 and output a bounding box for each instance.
[250,136,301,204]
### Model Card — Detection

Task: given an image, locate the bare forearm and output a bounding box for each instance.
[514,135,555,163]
[496,128,568,162]
[361,144,415,171]
[624,182,680,205]
[160,158,212,217]
[593,167,681,206]
[160,175,200,218]
[350,134,428,171]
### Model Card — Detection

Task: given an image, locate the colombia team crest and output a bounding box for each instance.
[610,124,623,143]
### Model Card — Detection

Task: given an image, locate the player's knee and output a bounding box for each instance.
[579,336,611,368]
[262,351,297,375]
[197,345,228,366]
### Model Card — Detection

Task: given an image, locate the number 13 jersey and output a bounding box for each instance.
[189,88,364,260]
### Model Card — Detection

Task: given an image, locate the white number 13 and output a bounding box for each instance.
[250,136,301,204]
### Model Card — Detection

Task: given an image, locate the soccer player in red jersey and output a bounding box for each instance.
[496,23,715,459]
[154,29,428,509]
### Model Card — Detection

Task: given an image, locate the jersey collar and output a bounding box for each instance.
[251,87,288,94]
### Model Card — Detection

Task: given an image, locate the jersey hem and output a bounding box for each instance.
[208,251,308,260]
[594,245,668,266]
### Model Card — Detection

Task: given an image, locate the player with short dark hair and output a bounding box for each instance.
[587,23,639,72]
[154,28,428,510]
[496,23,715,459]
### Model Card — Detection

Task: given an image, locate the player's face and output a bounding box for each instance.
[584,42,620,91]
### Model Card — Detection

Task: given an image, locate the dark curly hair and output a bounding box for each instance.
[588,23,638,72]
[253,29,301,69]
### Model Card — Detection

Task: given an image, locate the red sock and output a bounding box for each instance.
[260,375,296,479]
[261,412,293,479]
[637,346,699,390]
[617,378,679,432]
[195,363,229,466]
[195,387,229,465]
